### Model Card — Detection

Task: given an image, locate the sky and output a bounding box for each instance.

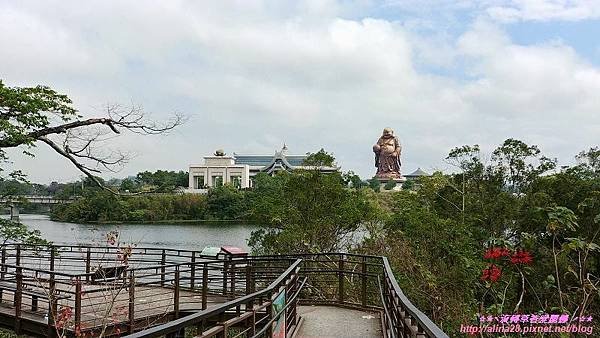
[1,0,600,184]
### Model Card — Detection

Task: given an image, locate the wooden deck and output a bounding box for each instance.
[0,245,450,338]
[0,284,230,335]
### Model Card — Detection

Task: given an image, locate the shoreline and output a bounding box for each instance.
[50,218,257,226]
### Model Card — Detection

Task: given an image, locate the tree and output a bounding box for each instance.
[445,144,483,225]
[0,80,183,193]
[119,178,138,192]
[249,169,378,254]
[383,180,396,190]
[135,170,189,192]
[303,148,336,167]
[491,139,556,193]
[575,147,600,176]
[401,179,415,190]
[206,184,246,220]
[368,178,381,192]
[342,170,363,189]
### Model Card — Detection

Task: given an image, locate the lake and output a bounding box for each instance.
[13,214,259,251]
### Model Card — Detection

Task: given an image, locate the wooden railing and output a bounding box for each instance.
[242,253,449,338]
[0,244,297,337]
[0,245,448,337]
[123,259,304,338]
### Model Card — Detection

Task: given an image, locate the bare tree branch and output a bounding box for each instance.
[1,101,185,194]
[39,136,118,194]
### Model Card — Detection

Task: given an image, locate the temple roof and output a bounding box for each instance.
[406,168,430,177]
[232,150,337,173]
[233,154,307,167]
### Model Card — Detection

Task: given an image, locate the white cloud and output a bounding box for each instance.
[1,1,599,183]
[486,0,600,22]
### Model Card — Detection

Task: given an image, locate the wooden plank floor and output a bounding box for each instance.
[0,285,231,333]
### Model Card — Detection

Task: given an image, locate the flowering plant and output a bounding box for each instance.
[481,246,533,284]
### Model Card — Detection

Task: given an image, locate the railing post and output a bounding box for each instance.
[85,247,91,282]
[245,264,251,295]
[16,244,21,266]
[288,270,299,329]
[230,261,236,298]
[174,267,180,319]
[338,254,345,304]
[361,256,367,307]
[222,260,229,297]
[160,249,166,287]
[249,309,256,337]
[245,263,254,309]
[128,270,135,334]
[390,278,402,335]
[75,277,82,332]
[1,246,6,280]
[50,245,55,271]
[266,291,273,337]
[190,251,196,289]
[202,263,208,310]
[14,266,22,334]
[48,271,57,338]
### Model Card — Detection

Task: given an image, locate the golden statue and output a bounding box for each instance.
[373,128,402,179]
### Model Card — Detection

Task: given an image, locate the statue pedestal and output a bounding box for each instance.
[375,175,406,190]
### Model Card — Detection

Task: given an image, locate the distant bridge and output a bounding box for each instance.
[0,195,77,221]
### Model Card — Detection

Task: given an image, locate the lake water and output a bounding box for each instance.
[13,214,259,251]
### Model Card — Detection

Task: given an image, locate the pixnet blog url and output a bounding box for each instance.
[460,324,594,335]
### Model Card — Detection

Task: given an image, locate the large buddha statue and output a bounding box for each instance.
[373,128,402,179]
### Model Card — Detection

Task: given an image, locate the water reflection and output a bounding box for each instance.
[12,214,258,251]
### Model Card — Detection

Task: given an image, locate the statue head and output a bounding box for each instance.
[382,128,394,137]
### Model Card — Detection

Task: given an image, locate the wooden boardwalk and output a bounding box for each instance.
[0,244,272,336]
[0,284,229,335]
[0,245,450,338]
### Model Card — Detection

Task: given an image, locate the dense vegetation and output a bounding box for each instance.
[366,141,600,333]
[49,151,345,223]
[250,140,599,334]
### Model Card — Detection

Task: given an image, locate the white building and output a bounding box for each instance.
[187,146,338,193]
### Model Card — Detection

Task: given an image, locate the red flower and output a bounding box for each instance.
[510,250,533,265]
[484,247,511,260]
[55,306,73,329]
[481,264,502,282]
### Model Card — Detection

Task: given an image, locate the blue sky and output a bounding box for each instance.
[507,20,600,63]
[1,0,600,183]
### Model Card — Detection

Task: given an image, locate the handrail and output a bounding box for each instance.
[378,276,397,338]
[0,262,81,278]
[241,253,449,337]
[382,257,449,338]
[123,258,303,338]
[0,242,219,257]
[250,276,307,338]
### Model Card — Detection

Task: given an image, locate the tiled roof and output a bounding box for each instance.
[234,154,307,166]
[406,168,430,176]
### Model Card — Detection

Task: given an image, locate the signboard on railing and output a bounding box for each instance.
[272,289,286,338]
